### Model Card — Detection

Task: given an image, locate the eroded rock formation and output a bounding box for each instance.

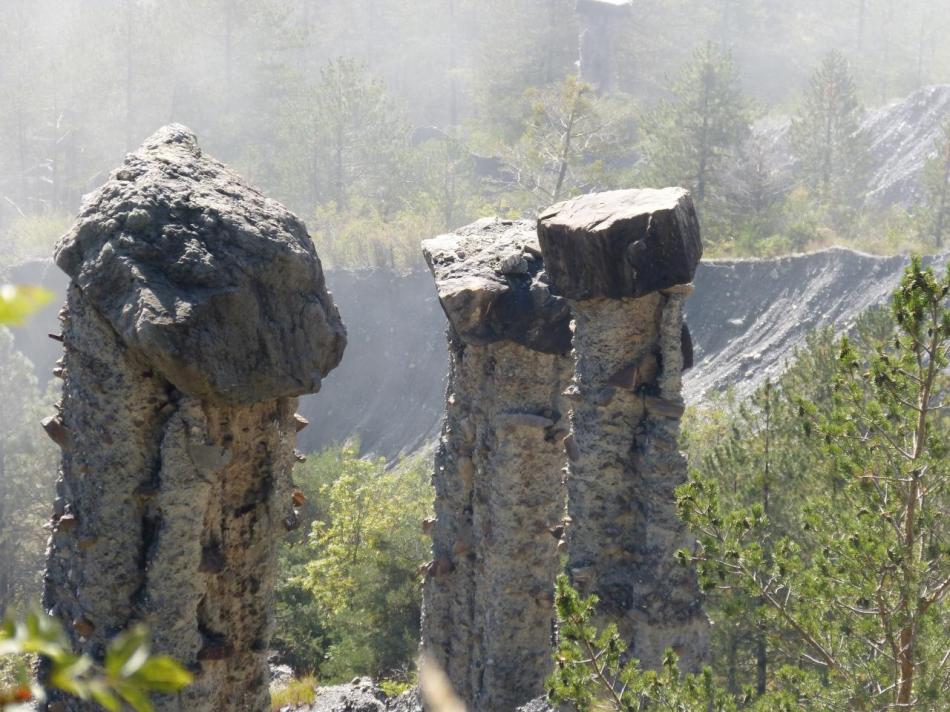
[538,188,709,670]
[420,219,572,712]
[41,125,345,711]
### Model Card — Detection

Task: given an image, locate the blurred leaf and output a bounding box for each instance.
[132,656,193,693]
[116,680,154,712]
[105,626,149,677]
[0,285,53,325]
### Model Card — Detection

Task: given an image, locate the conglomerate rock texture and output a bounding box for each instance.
[420,219,573,712]
[538,188,709,671]
[41,125,345,711]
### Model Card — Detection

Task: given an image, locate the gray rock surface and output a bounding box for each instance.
[283,681,420,712]
[385,687,422,712]
[295,269,446,456]
[421,219,572,712]
[54,123,345,404]
[422,218,571,354]
[682,248,950,402]
[11,250,943,461]
[540,190,708,671]
[294,677,387,712]
[515,698,560,712]
[41,125,344,711]
[862,85,950,206]
[538,188,702,300]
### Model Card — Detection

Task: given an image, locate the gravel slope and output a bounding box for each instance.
[7,250,947,456]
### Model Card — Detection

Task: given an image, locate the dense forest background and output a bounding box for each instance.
[1,1,949,709]
[2,0,950,270]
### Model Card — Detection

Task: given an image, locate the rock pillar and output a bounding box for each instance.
[420,219,573,712]
[538,188,709,670]
[41,125,346,711]
[576,0,633,93]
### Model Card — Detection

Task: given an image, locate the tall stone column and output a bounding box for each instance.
[41,125,346,711]
[420,219,573,712]
[538,188,709,670]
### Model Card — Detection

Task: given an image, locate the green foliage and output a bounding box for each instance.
[294,58,411,213]
[269,674,316,711]
[679,259,950,708]
[0,610,191,711]
[0,214,71,268]
[0,286,52,327]
[790,51,870,223]
[272,444,432,681]
[547,575,740,711]
[307,199,449,270]
[636,43,751,246]
[915,119,950,248]
[0,328,58,612]
[378,676,415,697]
[503,75,634,205]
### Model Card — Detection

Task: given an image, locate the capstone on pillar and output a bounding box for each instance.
[420,219,572,712]
[538,187,709,671]
[41,125,346,711]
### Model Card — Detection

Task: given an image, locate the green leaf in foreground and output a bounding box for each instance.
[0,285,53,325]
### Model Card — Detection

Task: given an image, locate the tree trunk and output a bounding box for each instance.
[448,0,458,129]
[757,381,771,696]
[0,443,9,609]
[552,94,579,202]
[696,65,712,203]
[756,634,767,696]
[934,136,950,248]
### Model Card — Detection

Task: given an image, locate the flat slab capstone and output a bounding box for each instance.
[422,218,571,355]
[55,124,346,403]
[538,188,702,300]
[537,187,709,671]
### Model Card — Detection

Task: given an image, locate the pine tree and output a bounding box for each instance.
[504,75,632,206]
[678,258,950,708]
[789,50,869,211]
[636,43,751,243]
[916,119,950,249]
[297,58,411,213]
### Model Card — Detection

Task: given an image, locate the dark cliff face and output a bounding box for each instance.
[294,269,448,456]
[9,249,946,458]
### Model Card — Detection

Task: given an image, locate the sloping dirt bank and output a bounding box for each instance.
[7,248,946,457]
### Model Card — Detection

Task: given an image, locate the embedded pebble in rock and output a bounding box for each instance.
[40,124,345,712]
[538,188,709,671]
[420,219,573,712]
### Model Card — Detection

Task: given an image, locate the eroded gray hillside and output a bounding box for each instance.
[757,84,950,208]
[9,249,943,457]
